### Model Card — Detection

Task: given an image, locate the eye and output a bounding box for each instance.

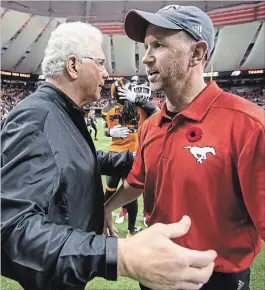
[144,41,164,50]
[153,41,164,49]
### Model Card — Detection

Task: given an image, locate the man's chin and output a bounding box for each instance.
[150,83,164,92]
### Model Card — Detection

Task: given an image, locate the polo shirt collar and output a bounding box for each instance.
[156,81,222,126]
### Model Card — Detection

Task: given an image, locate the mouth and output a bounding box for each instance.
[98,84,104,89]
[147,70,160,81]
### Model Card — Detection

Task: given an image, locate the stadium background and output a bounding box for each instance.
[1,0,265,289]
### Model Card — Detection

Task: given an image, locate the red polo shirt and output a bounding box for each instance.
[126,82,265,273]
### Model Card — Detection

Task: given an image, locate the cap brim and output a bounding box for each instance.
[125,10,182,43]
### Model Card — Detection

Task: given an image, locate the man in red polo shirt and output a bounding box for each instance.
[105,5,265,290]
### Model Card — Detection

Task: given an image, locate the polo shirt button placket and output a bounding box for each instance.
[162,117,182,159]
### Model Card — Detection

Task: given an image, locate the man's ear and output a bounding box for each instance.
[66,55,80,80]
[190,41,208,67]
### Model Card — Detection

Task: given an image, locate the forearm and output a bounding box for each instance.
[105,180,142,213]
[136,98,160,117]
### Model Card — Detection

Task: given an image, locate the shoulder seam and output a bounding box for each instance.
[211,105,265,128]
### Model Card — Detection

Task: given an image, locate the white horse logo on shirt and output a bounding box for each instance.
[183,146,216,164]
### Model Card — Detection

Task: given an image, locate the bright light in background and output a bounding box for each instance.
[231,71,241,76]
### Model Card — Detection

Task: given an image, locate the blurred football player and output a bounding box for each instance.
[84,107,98,140]
[102,77,158,237]
[88,108,98,140]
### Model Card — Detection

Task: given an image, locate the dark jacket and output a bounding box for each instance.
[1,82,134,289]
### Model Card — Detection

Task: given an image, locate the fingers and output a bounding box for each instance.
[109,229,119,237]
[108,223,119,237]
[153,216,191,239]
[119,128,130,137]
[181,262,215,285]
[104,224,119,237]
[103,227,108,235]
[104,228,110,236]
[187,250,217,268]
[105,228,118,237]
[119,133,129,138]
[119,129,130,137]
[118,88,128,93]
[116,126,129,131]
[112,225,119,233]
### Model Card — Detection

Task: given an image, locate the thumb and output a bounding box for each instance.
[163,216,191,239]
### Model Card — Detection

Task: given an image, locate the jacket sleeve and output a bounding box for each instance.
[1,118,116,289]
[97,150,134,178]
[238,123,265,241]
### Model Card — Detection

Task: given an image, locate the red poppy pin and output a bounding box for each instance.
[185,127,203,142]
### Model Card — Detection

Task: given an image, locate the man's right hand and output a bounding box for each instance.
[110,125,130,138]
[118,216,217,290]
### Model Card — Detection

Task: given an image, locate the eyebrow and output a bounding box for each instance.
[144,36,166,47]
[93,56,106,61]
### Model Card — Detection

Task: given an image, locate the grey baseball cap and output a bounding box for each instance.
[124,5,215,55]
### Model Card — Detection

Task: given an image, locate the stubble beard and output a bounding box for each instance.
[150,58,187,94]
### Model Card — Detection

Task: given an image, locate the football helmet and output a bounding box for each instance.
[110,78,131,103]
[131,75,139,86]
[131,77,151,99]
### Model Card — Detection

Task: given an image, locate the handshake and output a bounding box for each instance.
[105,215,217,290]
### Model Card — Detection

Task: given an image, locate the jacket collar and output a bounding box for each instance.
[38,81,96,156]
[38,82,85,116]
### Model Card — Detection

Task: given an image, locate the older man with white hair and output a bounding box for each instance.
[1,21,216,290]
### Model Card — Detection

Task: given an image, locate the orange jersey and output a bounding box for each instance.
[102,103,147,152]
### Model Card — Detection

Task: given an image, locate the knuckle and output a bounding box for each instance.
[176,255,189,267]
[200,270,211,284]
[153,222,163,229]
[195,284,203,290]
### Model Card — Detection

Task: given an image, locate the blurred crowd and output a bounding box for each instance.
[225,87,265,108]
[1,81,264,120]
[1,82,36,120]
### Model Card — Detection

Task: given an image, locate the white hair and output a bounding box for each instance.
[42,21,103,78]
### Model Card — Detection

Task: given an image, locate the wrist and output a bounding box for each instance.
[135,96,148,107]
[105,129,111,137]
